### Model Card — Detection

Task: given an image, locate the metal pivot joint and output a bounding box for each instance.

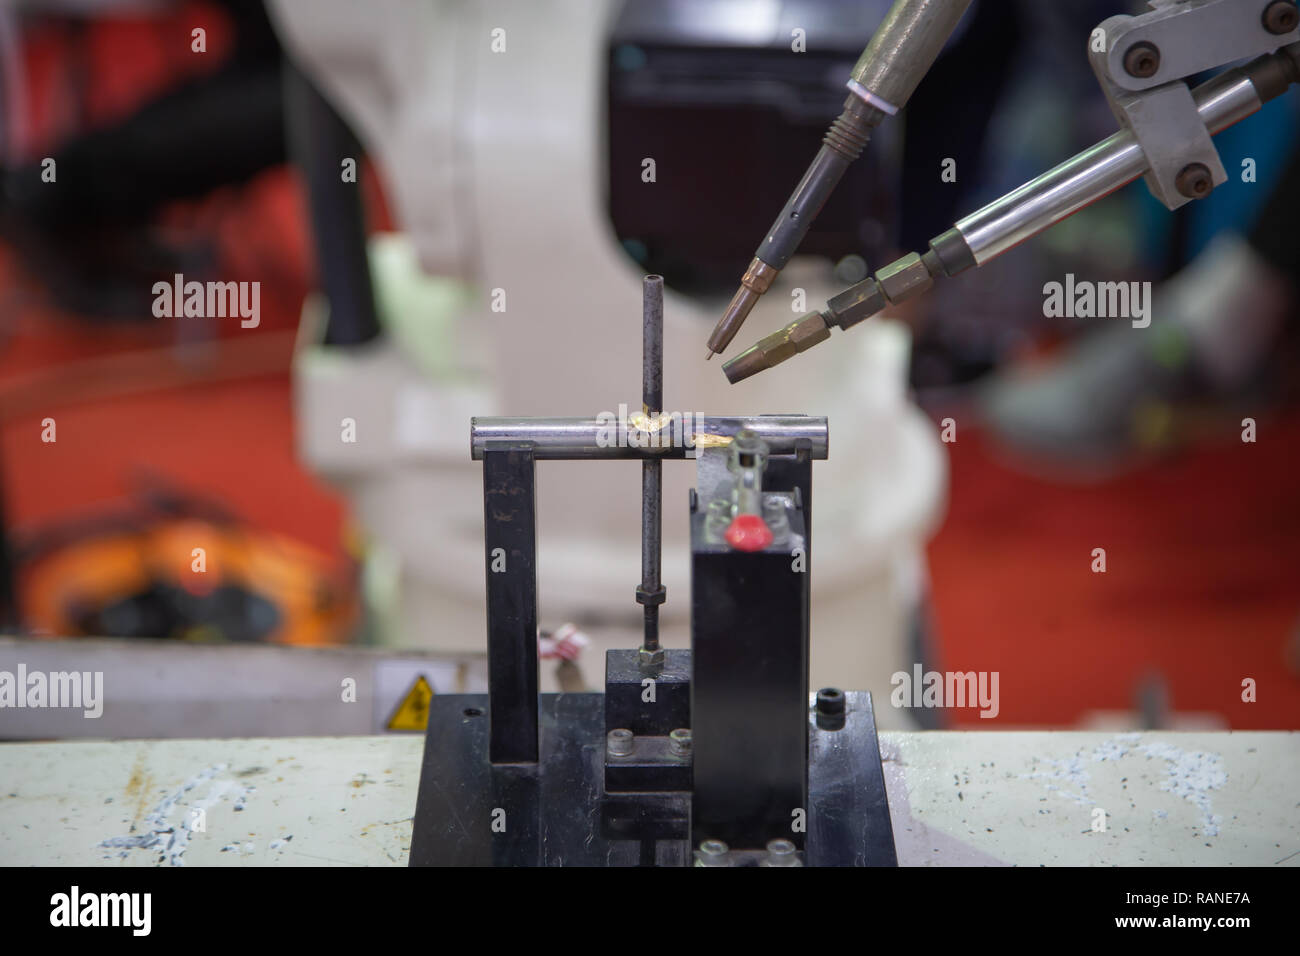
[1088,0,1300,211]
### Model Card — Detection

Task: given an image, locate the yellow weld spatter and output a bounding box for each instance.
[691,433,733,450]
[387,675,434,731]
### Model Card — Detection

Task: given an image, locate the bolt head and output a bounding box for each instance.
[669,727,693,756]
[606,728,634,757]
[1123,41,1160,78]
[1175,163,1213,200]
[1264,0,1299,34]
[695,839,731,866]
[763,838,802,866]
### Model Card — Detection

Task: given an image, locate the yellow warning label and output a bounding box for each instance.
[387,675,434,731]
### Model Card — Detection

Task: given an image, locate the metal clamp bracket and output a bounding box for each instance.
[1089,0,1299,209]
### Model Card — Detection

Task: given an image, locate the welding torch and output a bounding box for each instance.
[721,41,1300,384]
[704,0,974,361]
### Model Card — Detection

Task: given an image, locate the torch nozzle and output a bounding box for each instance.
[722,311,832,384]
[706,258,779,357]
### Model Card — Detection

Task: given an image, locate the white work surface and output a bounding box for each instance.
[1,731,1295,866]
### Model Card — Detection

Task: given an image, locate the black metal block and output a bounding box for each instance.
[689,497,809,852]
[807,691,897,866]
[482,443,539,764]
[599,794,689,843]
[605,734,692,792]
[603,648,690,736]
[409,693,690,866]
[409,691,893,866]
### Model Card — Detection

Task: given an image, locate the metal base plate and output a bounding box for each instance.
[408,691,896,866]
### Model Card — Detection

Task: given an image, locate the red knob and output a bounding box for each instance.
[724,514,773,552]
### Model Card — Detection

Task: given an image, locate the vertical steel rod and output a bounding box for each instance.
[639,276,665,659]
[643,275,663,416]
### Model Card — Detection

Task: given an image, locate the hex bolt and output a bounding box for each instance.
[669,727,693,756]
[1175,163,1213,199]
[606,728,634,757]
[762,495,791,541]
[696,839,730,866]
[1263,0,1299,34]
[1123,41,1160,78]
[763,838,801,867]
[637,646,665,670]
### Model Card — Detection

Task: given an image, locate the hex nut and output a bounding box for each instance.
[876,252,934,305]
[760,334,798,366]
[786,312,831,351]
[827,278,887,329]
[637,647,666,670]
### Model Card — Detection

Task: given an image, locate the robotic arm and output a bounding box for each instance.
[708,0,1300,383]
